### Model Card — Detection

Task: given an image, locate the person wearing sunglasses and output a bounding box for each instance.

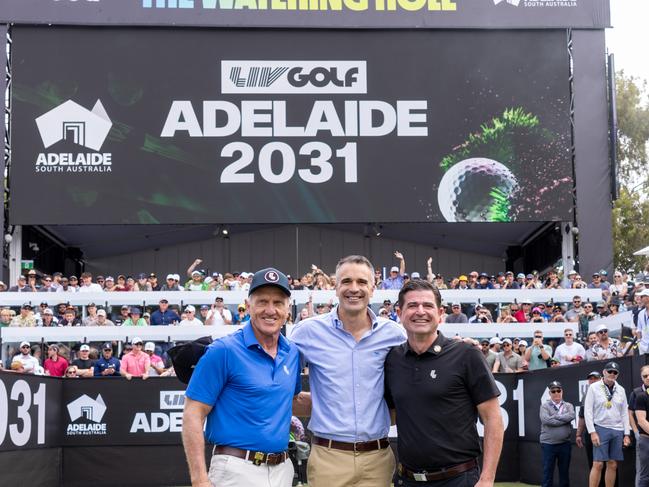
[11,340,40,374]
[540,381,575,487]
[587,324,624,361]
[584,362,631,487]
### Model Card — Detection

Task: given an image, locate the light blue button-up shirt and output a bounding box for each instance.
[290,306,406,442]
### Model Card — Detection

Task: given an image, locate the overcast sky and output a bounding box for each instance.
[606,0,649,82]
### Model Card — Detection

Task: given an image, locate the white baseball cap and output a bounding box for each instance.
[489,337,501,345]
[79,344,90,352]
[411,272,421,279]
[20,341,30,348]
[97,309,107,317]
[144,342,155,352]
[166,274,175,280]
[638,289,649,297]
[185,305,196,313]
[390,266,399,273]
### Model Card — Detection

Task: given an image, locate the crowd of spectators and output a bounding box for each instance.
[2,251,649,379]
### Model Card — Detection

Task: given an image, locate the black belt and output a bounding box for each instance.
[312,436,390,452]
[398,458,478,482]
[212,445,288,466]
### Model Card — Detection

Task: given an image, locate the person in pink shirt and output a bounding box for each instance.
[120,337,150,380]
[144,341,166,376]
[43,344,69,377]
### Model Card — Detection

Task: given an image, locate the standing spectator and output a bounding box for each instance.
[150,298,181,326]
[120,337,150,380]
[445,302,469,323]
[553,328,586,366]
[584,362,631,487]
[43,344,69,377]
[179,305,203,326]
[524,330,552,370]
[518,340,529,370]
[12,341,40,374]
[380,251,406,290]
[10,303,37,327]
[576,371,603,475]
[636,289,649,354]
[539,380,575,487]
[587,325,623,361]
[123,307,147,326]
[71,344,96,377]
[64,366,79,378]
[144,342,166,376]
[77,272,102,292]
[205,296,233,326]
[493,338,524,373]
[628,365,649,487]
[609,272,628,300]
[94,343,121,377]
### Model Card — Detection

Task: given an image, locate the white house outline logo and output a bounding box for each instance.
[35,99,112,151]
[493,0,520,5]
[67,394,107,423]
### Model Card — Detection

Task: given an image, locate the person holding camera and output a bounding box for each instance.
[524,330,553,370]
[469,304,492,324]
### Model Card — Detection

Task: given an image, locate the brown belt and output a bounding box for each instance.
[212,446,288,466]
[398,458,478,482]
[312,436,390,452]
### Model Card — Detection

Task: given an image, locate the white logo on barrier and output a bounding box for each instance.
[493,0,520,5]
[221,61,367,94]
[36,99,112,151]
[159,391,185,410]
[67,394,107,422]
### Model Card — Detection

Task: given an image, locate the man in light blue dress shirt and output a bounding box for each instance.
[290,255,406,487]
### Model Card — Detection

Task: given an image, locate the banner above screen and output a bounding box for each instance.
[10,27,573,224]
[0,0,610,29]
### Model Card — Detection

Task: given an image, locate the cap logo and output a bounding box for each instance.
[265,270,279,283]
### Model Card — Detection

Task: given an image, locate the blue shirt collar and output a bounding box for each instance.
[332,305,380,332]
[242,321,290,352]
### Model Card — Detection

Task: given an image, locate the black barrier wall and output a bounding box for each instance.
[0,358,640,486]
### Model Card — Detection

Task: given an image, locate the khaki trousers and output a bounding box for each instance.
[307,443,395,487]
[207,454,294,487]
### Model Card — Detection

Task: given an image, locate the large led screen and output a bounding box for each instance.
[10,27,572,224]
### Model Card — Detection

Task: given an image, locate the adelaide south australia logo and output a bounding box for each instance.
[35,99,113,173]
[66,394,108,435]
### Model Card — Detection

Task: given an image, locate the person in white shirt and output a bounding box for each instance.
[77,272,103,293]
[553,328,586,366]
[584,362,631,487]
[12,341,41,374]
[179,305,204,326]
[205,296,233,325]
[635,289,649,354]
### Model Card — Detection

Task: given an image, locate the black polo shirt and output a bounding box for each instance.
[385,332,499,470]
[633,388,649,436]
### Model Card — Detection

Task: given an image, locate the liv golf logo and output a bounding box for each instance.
[66,394,108,436]
[34,99,113,173]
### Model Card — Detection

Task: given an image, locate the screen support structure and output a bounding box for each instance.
[1,24,8,284]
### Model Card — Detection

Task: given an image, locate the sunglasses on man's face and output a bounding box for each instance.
[21,345,30,349]
[550,389,562,394]
[534,335,543,339]
[597,330,608,334]
[642,374,649,379]
[606,370,619,375]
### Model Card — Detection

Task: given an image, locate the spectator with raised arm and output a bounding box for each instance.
[380,251,406,290]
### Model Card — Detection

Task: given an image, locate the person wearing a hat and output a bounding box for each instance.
[179,305,204,326]
[81,303,99,326]
[143,342,166,376]
[93,343,121,378]
[636,288,649,354]
[150,298,181,326]
[12,341,40,374]
[475,272,494,290]
[233,303,251,325]
[58,306,81,327]
[43,344,69,377]
[493,338,524,373]
[382,299,398,322]
[205,296,233,326]
[584,362,631,487]
[587,324,623,361]
[539,381,575,487]
[120,338,150,380]
[9,303,38,327]
[113,305,131,326]
[291,255,406,487]
[8,274,29,292]
[480,338,498,370]
[71,344,96,377]
[95,309,115,327]
[524,330,553,370]
[380,250,406,290]
[161,273,183,292]
[132,272,153,292]
[502,271,520,290]
[457,275,470,290]
[183,267,301,487]
[576,371,602,469]
[513,298,533,323]
[446,302,469,324]
[185,259,210,291]
[384,279,503,487]
[148,273,161,291]
[123,307,147,327]
[589,271,610,291]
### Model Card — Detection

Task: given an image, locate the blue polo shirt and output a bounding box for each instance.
[93,355,121,377]
[150,309,181,326]
[186,322,301,453]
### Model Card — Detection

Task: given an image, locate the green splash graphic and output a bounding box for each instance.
[488,187,511,222]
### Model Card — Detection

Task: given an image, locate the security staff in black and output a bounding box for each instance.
[385,280,504,487]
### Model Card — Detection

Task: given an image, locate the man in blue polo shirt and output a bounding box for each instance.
[290,254,406,487]
[150,297,181,326]
[182,267,301,487]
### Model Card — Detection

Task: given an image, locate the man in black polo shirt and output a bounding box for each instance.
[385,279,503,486]
[632,365,649,487]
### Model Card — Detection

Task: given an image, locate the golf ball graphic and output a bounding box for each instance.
[437,158,519,222]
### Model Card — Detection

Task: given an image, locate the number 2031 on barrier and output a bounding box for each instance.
[0,380,46,447]
[220,142,357,184]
